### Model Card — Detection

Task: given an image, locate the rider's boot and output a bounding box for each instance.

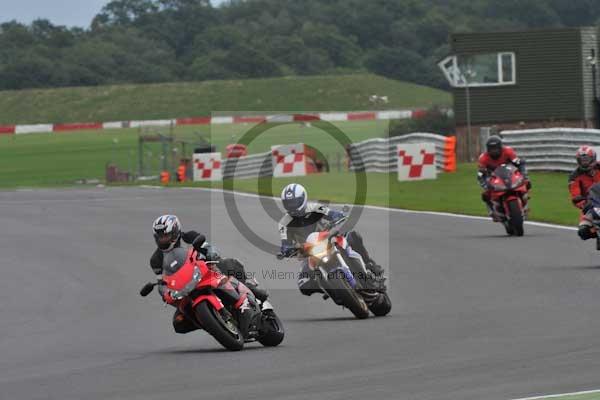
[364,259,386,291]
[484,200,498,221]
[235,295,261,338]
[244,278,269,303]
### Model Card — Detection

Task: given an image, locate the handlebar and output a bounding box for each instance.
[276,247,301,260]
[139,279,164,297]
[276,216,348,260]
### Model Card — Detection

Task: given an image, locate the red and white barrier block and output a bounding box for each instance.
[0,109,440,136]
[271,144,312,177]
[193,152,222,181]
[397,143,437,181]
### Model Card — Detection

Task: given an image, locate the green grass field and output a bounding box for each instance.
[0,117,577,227]
[0,74,450,125]
[0,120,388,187]
[184,164,577,227]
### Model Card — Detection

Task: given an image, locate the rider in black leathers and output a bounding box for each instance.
[150,215,268,334]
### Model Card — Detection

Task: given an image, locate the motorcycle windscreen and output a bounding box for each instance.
[162,247,191,276]
[493,164,519,189]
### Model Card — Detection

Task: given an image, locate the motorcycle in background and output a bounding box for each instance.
[583,182,600,250]
[487,164,530,236]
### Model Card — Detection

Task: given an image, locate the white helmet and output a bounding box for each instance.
[281,183,308,217]
[152,214,181,251]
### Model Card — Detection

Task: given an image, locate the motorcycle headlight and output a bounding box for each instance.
[192,266,201,281]
[309,241,329,259]
[170,266,201,300]
[171,290,184,300]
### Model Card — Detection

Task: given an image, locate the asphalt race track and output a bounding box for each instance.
[2,187,600,400]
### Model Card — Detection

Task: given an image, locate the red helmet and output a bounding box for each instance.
[576,146,597,171]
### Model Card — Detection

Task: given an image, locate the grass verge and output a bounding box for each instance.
[182,164,577,227]
[0,74,450,125]
[0,120,387,187]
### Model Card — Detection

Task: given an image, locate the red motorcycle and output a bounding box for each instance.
[140,247,284,351]
[488,164,530,236]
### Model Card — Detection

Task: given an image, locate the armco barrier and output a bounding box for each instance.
[348,133,456,173]
[0,109,431,136]
[221,152,273,179]
[500,128,600,171]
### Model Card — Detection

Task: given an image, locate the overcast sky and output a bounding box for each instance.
[0,0,225,28]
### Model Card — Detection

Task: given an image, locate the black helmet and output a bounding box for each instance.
[152,214,181,251]
[486,135,503,160]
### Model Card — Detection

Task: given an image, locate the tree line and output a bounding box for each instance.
[2,0,600,90]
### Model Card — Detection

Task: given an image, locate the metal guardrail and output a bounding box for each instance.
[215,132,457,179]
[222,152,272,179]
[348,133,456,173]
[501,128,600,171]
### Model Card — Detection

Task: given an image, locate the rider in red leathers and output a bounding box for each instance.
[477,135,530,219]
[568,146,600,240]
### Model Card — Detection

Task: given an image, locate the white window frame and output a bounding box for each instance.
[438,52,516,88]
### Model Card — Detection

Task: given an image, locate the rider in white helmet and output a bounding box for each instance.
[277,184,385,296]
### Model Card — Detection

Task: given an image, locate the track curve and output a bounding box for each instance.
[1,187,600,400]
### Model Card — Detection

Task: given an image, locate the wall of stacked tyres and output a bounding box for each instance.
[501,128,600,171]
[347,133,457,173]
[198,135,457,182]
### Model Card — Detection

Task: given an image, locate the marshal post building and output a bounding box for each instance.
[439,27,600,161]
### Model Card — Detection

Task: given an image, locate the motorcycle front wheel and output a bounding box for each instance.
[507,199,524,237]
[325,273,370,319]
[195,302,244,351]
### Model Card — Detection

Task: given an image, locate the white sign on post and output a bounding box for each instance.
[397,143,437,181]
[193,152,222,181]
[271,143,307,177]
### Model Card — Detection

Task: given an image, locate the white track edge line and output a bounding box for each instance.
[512,388,600,400]
[166,185,576,232]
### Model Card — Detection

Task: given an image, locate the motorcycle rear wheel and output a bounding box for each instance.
[257,310,285,347]
[368,292,392,317]
[195,302,244,351]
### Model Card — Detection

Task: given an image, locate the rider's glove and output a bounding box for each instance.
[327,210,345,223]
[573,196,586,209]
[279,240,296,258]
[161,288,176,305]
[191,234,206,251]
[477,171,489,189]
